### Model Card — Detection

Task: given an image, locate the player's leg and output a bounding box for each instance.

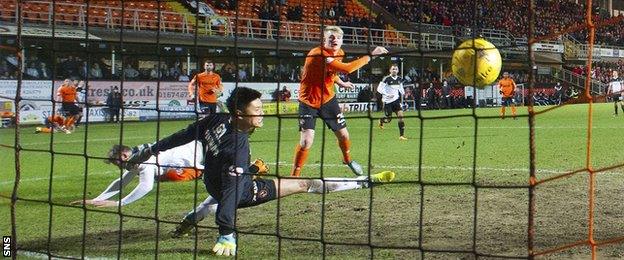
[396,109,406,140]
[276,171,396,197]
[510,97,517,119]
[319,98,362,176]
[172,195,219,238]
[500,98,507,119]
[292,103,317,176]
[614,97,619,116]
[380,102,393,129]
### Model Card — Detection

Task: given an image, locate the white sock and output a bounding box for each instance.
[307,177,366,194]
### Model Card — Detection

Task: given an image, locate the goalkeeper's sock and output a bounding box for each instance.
[40,127,53,133]
[184,196,218,224]
[291,144,309,176]
[511,106,517,116]
[500,107,505,118]
[398,121,405,136]
[307,178,365,194]
[338,139,352,163]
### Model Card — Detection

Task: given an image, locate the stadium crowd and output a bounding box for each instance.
[375,0,622,46]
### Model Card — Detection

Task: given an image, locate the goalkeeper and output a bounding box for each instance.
[125,87,395,256]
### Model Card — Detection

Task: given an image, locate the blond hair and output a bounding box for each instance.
[323,26,344,37]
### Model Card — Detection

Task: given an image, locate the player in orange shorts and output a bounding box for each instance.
[188,60,223,114]
[498,72,517,119]
[291,25,388,177]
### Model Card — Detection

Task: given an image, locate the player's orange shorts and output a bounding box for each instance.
[159,168,202,182]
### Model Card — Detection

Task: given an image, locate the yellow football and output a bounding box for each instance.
[451,38,502,88]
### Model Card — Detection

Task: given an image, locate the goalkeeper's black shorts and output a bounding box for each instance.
[238,178,277,208]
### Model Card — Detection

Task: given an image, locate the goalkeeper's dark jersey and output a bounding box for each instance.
[150,113,251,235]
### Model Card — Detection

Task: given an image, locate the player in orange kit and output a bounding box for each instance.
[291,25,388,177]
[56,78,80,130]
[188,60,224,114]
[498,72,517,119]
[35,114,72,134]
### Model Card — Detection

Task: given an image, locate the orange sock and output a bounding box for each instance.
[41,127,53,133]
[500,107,506,117]
[64,116,75,128]
[338,139,352,163]
[291,144,309,176]
[511,106,517,116]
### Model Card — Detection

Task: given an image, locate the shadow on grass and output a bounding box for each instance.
[18,227,213,257]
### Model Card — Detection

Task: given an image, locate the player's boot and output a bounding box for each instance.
[171,218,194,238]
[346,160,364,176]
[361,171,396,188]
[399,136,408,140]
[370,171,395,183]
[35,127,42,133]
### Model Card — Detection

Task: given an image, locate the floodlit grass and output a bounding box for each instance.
[1,103,623,259]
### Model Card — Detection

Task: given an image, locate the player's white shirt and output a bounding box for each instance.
[377,75,405,104]
[93,141,203,206]
[609,77,623,94]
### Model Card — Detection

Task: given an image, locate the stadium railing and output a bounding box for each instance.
[0,0,455,50]
[551,66,607,95]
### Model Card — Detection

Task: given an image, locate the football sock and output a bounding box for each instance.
[307,178,365,193]
[398,121,405,136]
[291,144,309,176]
[338,139,352,163]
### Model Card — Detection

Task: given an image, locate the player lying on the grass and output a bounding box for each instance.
[70,141,205,207]
[124,87,396,256]
[35,114,73,134]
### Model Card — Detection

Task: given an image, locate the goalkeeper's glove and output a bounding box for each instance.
[499,90,503,95]
[212,233,236,256]
[249,158,269,175]
[124,143,155,170]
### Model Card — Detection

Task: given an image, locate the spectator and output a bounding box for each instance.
[90,63,103,79]
[178,69,190,81]
[25,62,40,79]
[106,86,122,123]
[37,62,51,79]
[123,64,139,79]
[426,82,438,109]
[278,86,291,101]
[149,65,160,80]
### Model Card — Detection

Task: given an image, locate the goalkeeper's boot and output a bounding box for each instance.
[35,127,42,133]
[171,218,194,238]
[399,136,408,141]
[346,160,364,176]
[370,171,395,183]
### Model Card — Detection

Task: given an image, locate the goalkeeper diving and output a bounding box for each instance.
[124,87,396,256]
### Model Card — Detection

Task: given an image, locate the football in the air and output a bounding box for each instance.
[451,38,502,88]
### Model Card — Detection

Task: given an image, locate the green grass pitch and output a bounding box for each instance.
[1,103,623,259]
